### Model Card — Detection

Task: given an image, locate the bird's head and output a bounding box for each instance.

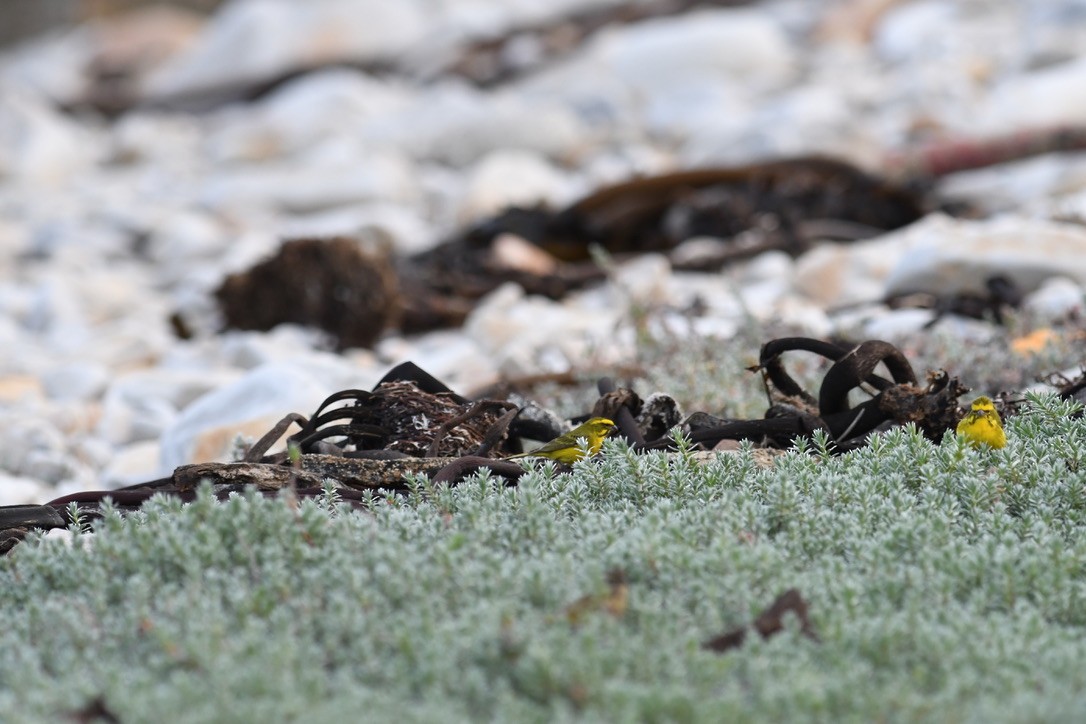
[585,418,616,436]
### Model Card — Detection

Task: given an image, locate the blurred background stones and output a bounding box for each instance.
[2,0,1086,503]
[1,0,221,47]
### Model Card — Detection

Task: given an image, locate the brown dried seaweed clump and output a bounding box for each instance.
[215,236,400,350]
[351,380,510,458]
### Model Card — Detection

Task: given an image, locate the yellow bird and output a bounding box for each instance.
[956,396,1006,449]
[506,417,616,463]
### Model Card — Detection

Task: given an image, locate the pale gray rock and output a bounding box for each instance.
[4,0,1086,503]
[0,414,94,488]
[20,276,88,340]
[462,283,562,365]
[197,148,418,213]
[1039,190,1086,227]
[217,327,336,370]
[644,83,752,144]
[40,362,109,402]
[278,204,438,255]
[613,254,674,308]
[142,209,228,269]
[0,415,63,471]
[581,8,795,95]
[883,215,1086,297]
[359,84,590,166]
[861,308,938,341]
[1022,276,1084,320]
[873,1,957,64]
[663,272,745,319]
[739,250,795,285]
[159,363,331,471]
[938,152,1086,216]
[464,283,628,375]
[143,0,429,101]
[375,330,497,395]
[99,390,177,447]
[925,314,1002,345]
[0,85,103,182]
[0,26,94,103]
[796,214,1086,307]
[0,371,44,406]
[203,69,413,163]
[0,6,204,105]
[405,0,639,57]
[738,278,791,316]
[102,440,163,488]
[4,261,173,373]
[22,213,130,262]
[669,237,731,269]
[456,149,573,222]
[254,67,413,141]
[981,55,1086,132]
[97,369,240,446]
[109,111,204,166]
[793,241,893,309]
[686,315,740,340]
[938,151,1086,214]
[682,83,859,165]
[518,8,793,143]
[71,434,114,473]
[0,472,49,506]
[789,296,836,337]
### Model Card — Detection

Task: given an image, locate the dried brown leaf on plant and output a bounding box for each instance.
[564,569,629,626]
[702,589,818,653]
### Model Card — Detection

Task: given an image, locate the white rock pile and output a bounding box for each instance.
[2,0,1086,503]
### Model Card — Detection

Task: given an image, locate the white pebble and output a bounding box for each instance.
[1023,277,1084,320]
[0,472,49,506]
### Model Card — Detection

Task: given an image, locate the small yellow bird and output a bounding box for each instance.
[506,417,616,463]
[956,396,1006,449]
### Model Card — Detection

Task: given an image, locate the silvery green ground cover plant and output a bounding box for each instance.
[1,393,1085,722]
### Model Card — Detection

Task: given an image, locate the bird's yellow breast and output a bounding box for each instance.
[956,399,1006,449]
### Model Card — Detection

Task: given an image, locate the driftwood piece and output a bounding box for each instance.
[0,504,66,529]
[172,455,507,492]
[0,453,529,554]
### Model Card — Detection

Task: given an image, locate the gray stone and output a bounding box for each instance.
[159,363,331,471]
[143,0,429,101]
[40,362,108,402]
[1023,277,1084,320]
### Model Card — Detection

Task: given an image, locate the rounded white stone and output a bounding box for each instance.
[795,214,1086,308]
[1023,276,1084,320]
[0,472,49,506]
[40,362,109,402]
[862,308,938,341]
[457,149,572,222]
[144,0,429,100]
[159,363,330,470]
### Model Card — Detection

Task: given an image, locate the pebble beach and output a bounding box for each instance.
[2,0,1086,504]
